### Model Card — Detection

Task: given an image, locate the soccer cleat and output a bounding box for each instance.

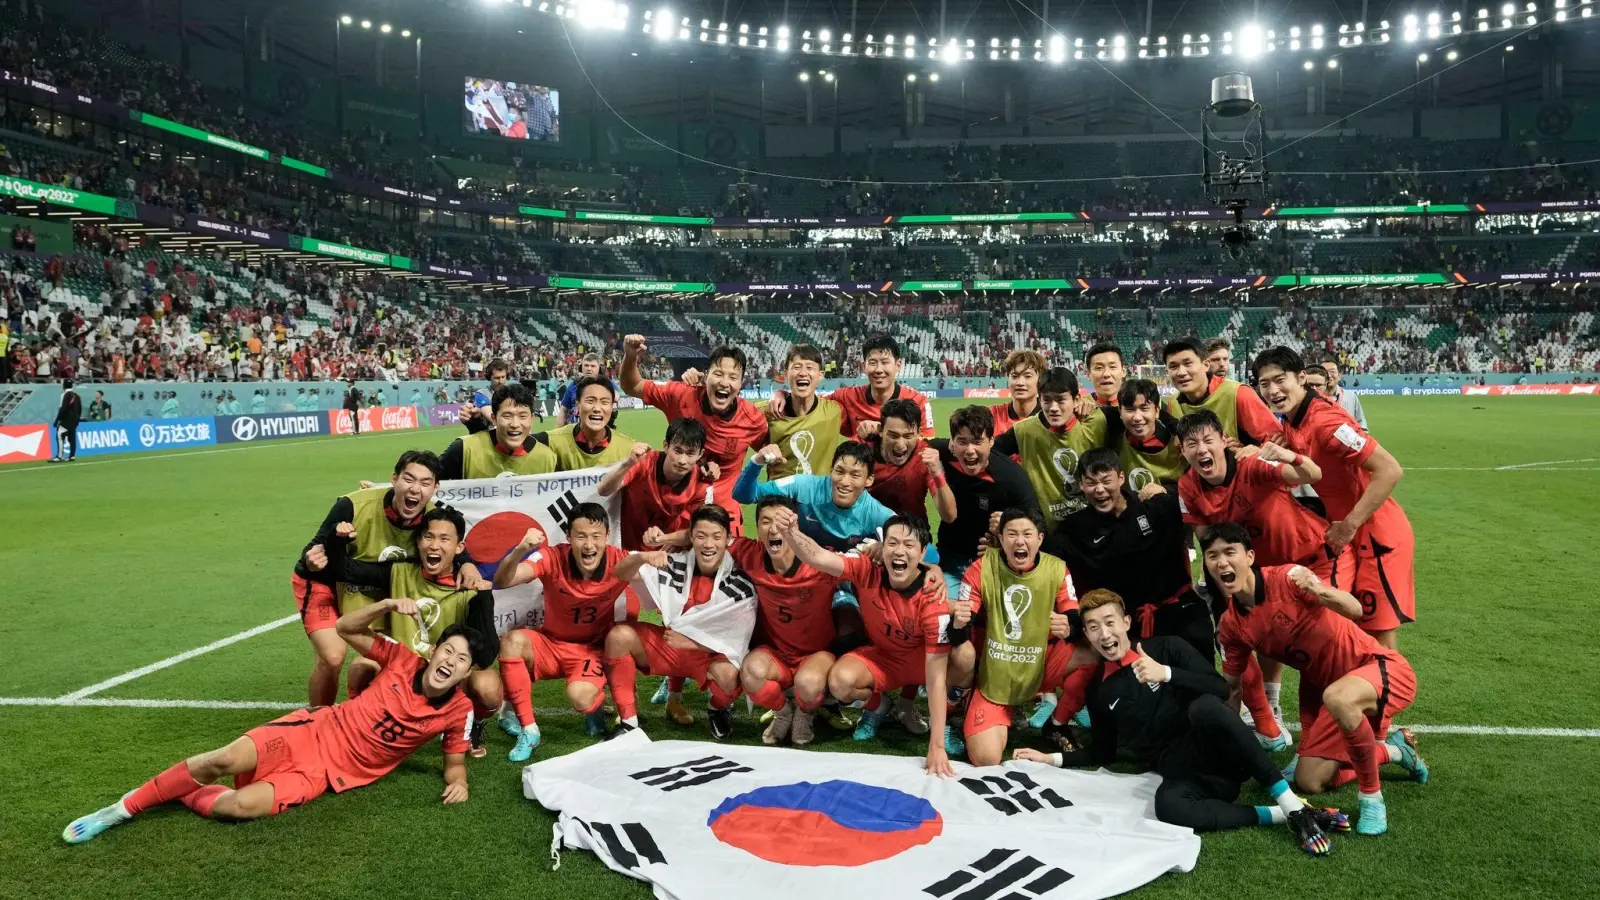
[1072,707,1092,728]
[790,709,816,746]
[763,702,795,745]
[1281,757,1299,783]
[825,703,857,731]
[665,696,695,726]
[1310,807,1352,833]
[1356,794,1389,836]
[708,706,734,740]
[1257,729,1291,752]
[759,708,777,725]
[62,797,131,844]
[507,726,541,763]
[584,710,610,737]
[853,707,885,741]
[894,700,930,736]
[1027,695,1058,729]
[497,705,524,737]
[1287,808,1333,857]
[650,680,671,704]
[468,718,488,758]
[1240,704,1256,728]
[1386,728,1430,784]
[944,724,967,757]
[1274,709,1293,747]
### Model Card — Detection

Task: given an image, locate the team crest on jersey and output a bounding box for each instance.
[1136,515,1152,535]
[1001,584,1034,641]
[378,545,409,561]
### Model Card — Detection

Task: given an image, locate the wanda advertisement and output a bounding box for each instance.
[328,406,422,435]
[1460,384,1598,396]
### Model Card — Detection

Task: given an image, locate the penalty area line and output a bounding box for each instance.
[56,615,300,701]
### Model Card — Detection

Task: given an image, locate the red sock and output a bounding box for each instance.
[795,691,825,713]
[499,656,537,728]
[123,761,202,815]
[667,676,686,693]
[607,655,639,720]
[1344,717,1382,794]
[1051,665,1096,725]
[899,685,918,699]
[580,691,606,715]
[864,692,884,713]
[1330,767,1359,789]
[751,681,787,712]
[1242,656,1282,739]
[180,784,228,819]
[709,681,742,709]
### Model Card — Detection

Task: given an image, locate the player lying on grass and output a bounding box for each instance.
[63,602,490,843]
[1015,589,1349,856]
[1202,522,1430,836]
[492,503,666,761]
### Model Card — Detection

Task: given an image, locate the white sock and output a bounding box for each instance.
[1360,789,1383,802]
[526,723,542,739]
[112,799,132,820]
[1262,806,1289,825]
[1263,681,1282,714]
[1384,742,1403,764]
[622,715,639,727]
[1275,789,1307,815]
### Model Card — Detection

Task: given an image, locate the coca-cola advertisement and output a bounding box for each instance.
[328,406,422,435]
[963,387,1010,399]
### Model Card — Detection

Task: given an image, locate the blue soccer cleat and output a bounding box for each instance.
[650,679,671,704]
[853,708,885,741]
[944,724,967,756]
[497,704,523,737]
[508,725,542,762]
[1356,793,1389,836]
[62,798,131,845]
[1386,728,1430,784]
[1027,695,1058,729]
[584,710,610,737]
[1072,707,1091,728]
[1257,729,1291,752]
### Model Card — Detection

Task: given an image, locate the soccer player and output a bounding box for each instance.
[293,450,442,706]
[1163,338,1281,447]
[1104,378,1187,492]
[491,504,665,760]
[605,505,755,740]
[622,335,767,528]
[439,384,557,479]
[1203,523,1429,835]
[957,507,1096,767]
[762,344,843,478]
[865,398,957,524]
[733,440,894,551]
[1014,590,1347,856]
[930,406,1038,594]
[63,602,487,843]
[733,496,845,746]
[596,418,716,552]
[1084,341,1127,408]
[538,374,636,469]
[989,350,1046,434]
[1205,338,1234,380]
[1253,347,1415,648]
[458,358,511,434]
[993,366,1109,529]
[778,511,970,776]
[557,352,605,426]
[1319,355,1368,430]
[828,333,936,439]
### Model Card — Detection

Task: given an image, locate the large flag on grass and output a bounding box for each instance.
[434,469,622,635]
[525,730,1200,900]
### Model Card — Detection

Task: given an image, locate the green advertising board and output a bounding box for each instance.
[548,277,714,291]
[574,211,716,226]
[0,175,121,215]
[896,212,1079,224]
[290,236,391,266]
[518,205,569,220]
[1275,204,1471,216]
[1271,273,1452,287]
[135,112,272,160]
[973,279,1075,290]
[896,280,965,291]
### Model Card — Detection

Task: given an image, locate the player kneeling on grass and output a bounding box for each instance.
[63,603,489,844]
[1015,590,1349,856]
[605,505,756,740]
[1202,523,1429,836]
[492,504,666,761]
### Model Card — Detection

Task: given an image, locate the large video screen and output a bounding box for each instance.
[463,77,560,142]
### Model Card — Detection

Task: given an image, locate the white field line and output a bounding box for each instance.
[1495,457,1599,470]
[56,615,300,700]
[0,428,425,475]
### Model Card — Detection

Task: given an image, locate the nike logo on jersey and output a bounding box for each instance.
[1108,698,1119,710]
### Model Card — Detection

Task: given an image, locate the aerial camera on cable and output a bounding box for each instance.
[1202,72,1268,259]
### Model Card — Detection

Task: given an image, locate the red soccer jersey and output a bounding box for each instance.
[619,449,715,550]
[525,544,630,644]
[839,553,951,656]
[321,635,474,791]
[1218,564,1390,688]
[1179,452,1331,567]
[958,556,1079,617]
[731,538,841,660]
[1279,393,1412,545]
[868,440,937,519]
[637,381,768,518]
[831,383,936,438]
[988,401,1035,436]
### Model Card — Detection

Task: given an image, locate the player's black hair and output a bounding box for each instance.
[707,345,749,375]
[1162,338,1204,363]
[997,507,1047,534]
[831,440,876,475]
[948,405,995,440]
[436,623,494,670]
[1084,341,1125,364]
[756,495,800,517]
[881,514,932,548]
[862,333,902,361]
[690,503,733,533]
[1197,521,1254,551]
[879,398,922,431]
[1117,378,1163,409]
[1039,366,1080,398]
[573,374,616,402]
[1075,447,1123,480]
[1251,346,1307,380]
[486,359,510,377]
[416,506,467,542]
[663,417,708,452]
[1174,409,1226,442]
[567,502,610,531]
[394,449,444,480]
[491,383,537,414]
[784,343,824,369]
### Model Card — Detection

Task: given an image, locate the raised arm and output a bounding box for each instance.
[492,527,546,589]
[619,334,648,397]
[772,507,847,577]
[1254,441,1322,487]
[921,446,958,523]
[598,442,651,498]
[613,549,669,584]
[1287,565,1364,621]
[732,445,786,504]
[335,597,404,657]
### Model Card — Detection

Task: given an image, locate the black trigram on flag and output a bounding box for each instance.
[574,819,666,870]
[958,771,1072,816]
[546,489,582,534]
[629,755,751,792]
[924,848,1074,900]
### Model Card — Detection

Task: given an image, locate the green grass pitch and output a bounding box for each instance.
[2,396,1597,900]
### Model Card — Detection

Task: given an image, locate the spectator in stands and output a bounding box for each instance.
[87,390,112,422]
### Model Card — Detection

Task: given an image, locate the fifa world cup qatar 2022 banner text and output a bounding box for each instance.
[526,730,1200,900]
[328,406,421,435]
[433,469,623,635]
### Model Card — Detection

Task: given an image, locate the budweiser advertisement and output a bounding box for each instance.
[0,424,53,464]
[1461,383,1599,396]
[328,405,422,435]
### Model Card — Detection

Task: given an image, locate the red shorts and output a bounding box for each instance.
[964,641,1076,740]
[520,629,606,689]
[747,646,833,689]
[845,644,936,693]
[635,622,727,688]
[1297,653,1418,764]
[291,572,338,635]
[1304,542,1358,591]
[236,708,334,815]
[1352,530,1416,633]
